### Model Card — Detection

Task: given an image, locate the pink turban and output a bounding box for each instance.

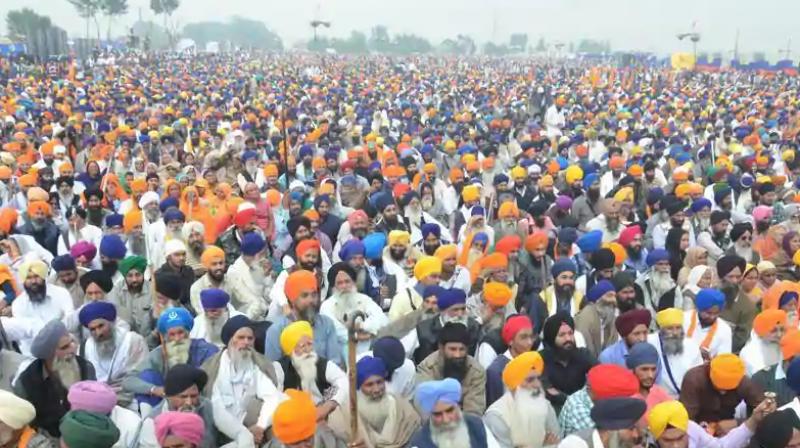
[347,210,368,227]
[70,240,97,260]
[67,381,117,414]
[154,411,205,446]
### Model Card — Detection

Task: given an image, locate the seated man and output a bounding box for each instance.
[272,389,343,448]
[598,309,651,366]
[540,312,598,410]
[416,322,487,415]
[362,336,417,400]
[67,381,142,448]
[485,315,536,407]
[58,409,120,448]
[190,288,242,348]
[685,289,733,360]
[559,363,639,436]
[0,390,52,447]
[648,308,703,397]
[11,260,74,353]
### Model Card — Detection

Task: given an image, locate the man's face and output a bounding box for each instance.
[670,211,686,228]
[698,306,720,326]
[87,196,102,209]
[59,182,73,197]
[762,191,776,206]
[126,270,144,292]
[188,231,204,248]
[84,282,105,302]
[736,231,752,249]
[554,323,576,350]
[360,375,386,401]
[423,233,440,255]
[634,364,657,390]
[229,327,254,351]
[168,251,187,268]
[555,271,575,295]
[431,402,461,428]
[167,384,200,412]
[657,427,689,448]
[167,220,184,233]
[442,341,467,361]
[765,323,786,344]
[316,201,330,217]
[334,271,356,294]
[712,220,729,236]
[654,260,671,275]
[383,204,398,222]
[510,328,535,354]
[293,288,319,317]
[625,324,649,347]
[88,319,113,342]
[299,250,320,269]
[24,273,45,294]
[208,258,225,281]
[166,327,188,343]
[616,426,644,448]
[57,269,78,286]
[54,334,76,361]
[441,255,457,274]
[629,234,643,252]
[389,243,407,260]
[294,225,311,241]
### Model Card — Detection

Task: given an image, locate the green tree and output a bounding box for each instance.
[150,0,179,45]
[100,0,128,40]
[6,8,52,41]
[392,34,432,54]
[509,33,527,52]
[182,17,282,51]
[369,25,391,53]
[576,39,607,54]
[67,0,101,40]
[753,52,767,62]
[535,36,546,52]
[484,42,510,56]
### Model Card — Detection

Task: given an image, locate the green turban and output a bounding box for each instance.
[60,410,120,448]
[119,255,147,276]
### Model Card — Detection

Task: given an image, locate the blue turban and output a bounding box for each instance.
[741,174,755,189]
[340,175,357,186]
[471,206,485,217]
[325,150,339,161]
[420,144,434,156]
[299,144,313,159]
[472,232,489,247]
[200,289,230,310]
[289,191,304,203]
[625,342,660,369]
[552,259,577,278]
[646,249,670,267]
[159,197,179,213]
[105,214,123,227]
[78,301,117,327]
[240,232,266,256]
[363,233,386,260]
[493,174,509,186]
[780,291,799,308]
[690,198,712,213]
[163,208,185,224]
[339,239,365,261]
[241,150,258,162]
[421,223,440,239]
[576,230,603,253]
[373,336,406,377]
[436,288,466,311]
[583,173,600,190]
[99,235,126,259]
[423,285,444,299]
[51,254,76,272]
[314,194,332,209]
[786,358,800,395]
[714,186,732,205]
[374,192,395,212]
[416,378,462,415]
[558,227,578,245]
[157,307,194,334]
[587,280,615,303]
[647,187,664,206]
[356,356,387,389]
[696,289,725,311]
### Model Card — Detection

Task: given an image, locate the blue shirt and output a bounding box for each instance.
[264,314,344,367]
[598,340,629,366]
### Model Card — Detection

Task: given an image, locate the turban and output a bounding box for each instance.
[285,270,318,302]
[584,172,600,190]
[327,262,356,287]
[0,390,35,429]
[388,230,411,246]
[52,254,76,272]
[119,256,147,277]
[542,312,575,347]
[788,358,800,394]
[587,280,615,303]
[68,381,117,414]
[480,252,508,271]
[618,225,642,248]
[30,319,68,360]
[590,248,615,271]
[783,330,800,361]
[690,198,712,213]
[165,364,208,396]
[154,412,205,447]
[163,209,185,224]
[155,272,182,301]
[438,322,469,346]
[717,254,746,279]
[157,307,193,334]
[79,301,116,328]
[163,239,186,258]
[729,222,752,243]
[374,192,395,212]
[498,202,519,219]
[495,235,522,256]
[105,214,124,228]
[357,356,387,389]
[233,207,256,228]
[200,288,230,310]
[27,187,48,202]
[139,191,159,208]
[436,288,466,311]
[414,256,442,281]
[434,244,458,261]
[710,210,730,227]
[347,210,368,227]
[753,205,773,223]
[552,259,577,278]
[615,309,651,337]
[200,246,225,269]
[71,240,97,260]
[462,185,480,202]
[484,282,513,308]
[664,199,686,217]
[696,288,725,311]
[339,240,365,261]
[566,165,584,184]
[421,223,441,240]
[502,315,533,344]
[525,231,549,253]
[296,239,321,258]
[502,351,544,389]
[709,354,745,390]
[99,234,126,259]
[280,320,314,355]
[241,232,266,256]
[576,230,603,253]
[758,260,777,273]
[591,397,647,430]
[656,308,683,328]
[286,217,311,240]
[558,227,579,245]
[648,401,689,439]
[273,390,317,444]
[625,342,660,369]
[79,269,113,293]
[28,200,50,217]
[60,410,120,448]
[221,315,254,346]
[415,378,462,415]
[587,364,639,399]
[372,337,406,378]
[753,309,787,338]
[646,249,670,267]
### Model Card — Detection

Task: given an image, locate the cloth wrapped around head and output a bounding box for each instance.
[59,410,120,448]
[587,364,639,399]
[709,354,745,390]
[68,381,117,415]
[273,389,317,444]
[648,400,689,439]
[502,351,544,390]
[0,389,36,430]
[154,411,205,447]
[280,320,314,355]
[415,378,462,415]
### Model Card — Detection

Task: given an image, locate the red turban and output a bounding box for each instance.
[502,315,533,344]
[587,364,639,399]
[618,225,642,248]
[615,309,652,337]
[296,239,321,258]
[495,235,522,256]
[233,208,256,228]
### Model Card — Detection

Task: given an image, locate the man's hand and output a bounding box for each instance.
[316,400,338,421]
[746,398,777,431]
[248,425,265,445]
[150,386,165,397]
[544,433,560,445]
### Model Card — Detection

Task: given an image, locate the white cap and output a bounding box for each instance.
[138,191,160,209]
[163,239,187,257]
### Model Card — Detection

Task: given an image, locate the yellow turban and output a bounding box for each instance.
[656,308,683,328]
[19,259,48,281]
[280,321,314,355]
[434,244,458,261]
[497,202,519,219]
[502,351,544,389]
[123,210,142,233]
[511,166,526,180]
[201,246,225,269]
[614,187,634,203]
[709,354,745,390]
[565,165,584,184]
[462,185,480,203]
[388,230,411,247]
[538,175,554,188]
[414,256,442,281]
[648,401,689,439]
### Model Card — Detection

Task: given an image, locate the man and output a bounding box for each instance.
[410,378,500,447]
[717,254,758,353]
[574,248,616,298]
[740,309,787,376]
[540,312,597,409]
[226,233,272,319]
[613,271,641,313]
[484,351,560,446]
[373,193,409,234]
[564,397,647,448]
[627,342,672,416]
[11,259,74,352]
[189,246,235,313]
[558,363,639,436]
[67,381,142,448]
[57,205,104,256]
[599,309,651,366]
[0,390,52,448]
[315,194,344,245]
[270,237,329,321]
[328,356,421,447]
[684,288,732,359]
[202,315,281,444]
[265,270,343,365]
[652,198,695,250]
[216,206,258,266]
[484,315,536,407]
[575,280,620,359]
[364,336,417,401]
[14,319,96,437]
[408,287,482,364]
[572,173,601,232]
[321,262,388,355]
[680,354,763,429]
[138,364,255,447]
[696,210,731,264]
[383,230,423,304]
[112,255,153,339]
[637,249,680,312]
[416,322,487,415]
[99,234,127,284]
[124,209,148,258]
[59,410,120,448]
[275,321,348,420]
[19,201,59,256]
[181,221,207,277]
[339,239,380,300]
[536,259,583,324]
[152,411,205,448]
[155,239,195,309]
[521,231,553,294]
[586,198,624,242]
[122,307,219,406]
[79,301,148,406]
[51,254,84,309]
[753,330,800,407]
[728,222,760,264]
[648,308,704,397]
[435,244,471,294]
[190,289,242,347]
[272,389,343,448]
[619,224,648,274]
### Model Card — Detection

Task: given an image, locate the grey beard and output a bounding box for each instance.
[129,235,147,256]
[430,418,470,448]
[763,341,782,367]
[166,340,191,368]
[357,390,391,432]
[95,334,117,359]
[53,356,81,389]
[661,334,684,356]
[229,347,254,372]
[291,352,319,394]
[735,245,753,261]
[650,271,675,297]
[597,303,616,324]
[205,313,228,345]
[145,210,160,222]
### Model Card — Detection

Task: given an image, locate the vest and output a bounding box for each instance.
[479,328,506,357]
[414,318,481,364]
[278,356,330,395]
[408,413,488,448]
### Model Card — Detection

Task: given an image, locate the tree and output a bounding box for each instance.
[150,0,179,45]
[6,8,52,41]
[535,36,547,52]
[369,25,391,53]
[509,33,527,52]
[576,39,607,54]
[182,17,282,51]
[100,0,128,40]
[484,42,511,56]
[752,52,767,62]
[393,34,432,54]
[67,0,101,40]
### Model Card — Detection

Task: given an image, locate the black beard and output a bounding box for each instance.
[626,246,642,258]
[423,243,439,256]
[721,282,739,303]
[756,221,770,233]
[443,357,468,382]
[102,260,119,277]
[209,269,225,283]
[389,248,406,261]
[299,261,317,271]
[555,283,574,299]
[670,218,684,228]
[617,297,638,313]
[541,191,556,202]
[87,208,104,226]
[25,283,47,302]
[127,281,143,293]
[588,189,600,201]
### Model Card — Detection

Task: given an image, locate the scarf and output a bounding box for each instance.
[686,311,717,351]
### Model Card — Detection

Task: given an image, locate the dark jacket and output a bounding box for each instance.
[680,363,763,423]
[751,363,794,408]
[18,221,60,256]
[409,413,488,448]
[155,262,196,309]
[318,214,344,247]
[215,226,243,267]
[485,354,510,407]
[414,316,482,364]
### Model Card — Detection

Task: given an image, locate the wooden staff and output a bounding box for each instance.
[345,310,366,444]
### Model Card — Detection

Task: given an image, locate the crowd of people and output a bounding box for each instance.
[2,51,800,448]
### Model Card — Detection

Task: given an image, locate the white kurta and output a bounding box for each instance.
[83,328,148,384]
[211,350,284,429]
[320,292,389,356]
[648,333,704,397]
[739,335,782,377]
[12,284,74,354]
[273,358,349,407]
[683,312,733,358]
[110,405,142,448]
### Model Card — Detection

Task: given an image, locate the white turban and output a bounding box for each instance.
[164,239,187,257]
[181,221,205,241]
[138,191,160,209]
[0,390,36,429]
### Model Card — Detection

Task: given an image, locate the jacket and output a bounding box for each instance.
[415,350,486,415]
[122,338,219,395]
[215,226,243,267]
[413,316,482,364]
[18,221,60,257]
[574,304,619,359]
[155,262,196,309]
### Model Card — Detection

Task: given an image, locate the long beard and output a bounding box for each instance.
[497,221,518,237]
[442,357,468,382]
[53,356,81,389]
[430,418,471,448]
[762,340,782,367]
[510,388,549,445]
[597,303,616,324]
[406,208,422,228]
[95,333,117,359]
[734,244,753,261]
[229,347,254,372]
[166,339,191,368]
[25,283,47,303]
[333,291,360,322]
[661,333,684,355]
[606,217,620,232]
[358,390,391,432]
[205,313,229,345]
[129,235,147,256]
[650,271,675,297]
[291,352,319,394]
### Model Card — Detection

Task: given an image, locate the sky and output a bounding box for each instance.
[3,0,799,60]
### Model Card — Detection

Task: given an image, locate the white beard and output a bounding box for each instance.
[166,340,191,368]
[509,388,549,446]
[205,312,229,346]
[357,390,392,432]
[651,271,676,298]
[734,244,753,261]
[291,352,319,394]
[406,208,422,228]
[762,340,782,368]
[229,347,254,372]
[332,291,360,323]
[95,333,117,359]
[430,418,471,448]
[53,356,81,389]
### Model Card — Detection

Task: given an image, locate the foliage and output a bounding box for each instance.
[509,33,527,52]
[150,0,179,15]
[369,26,391,53]
[100,0,128,40]
[67,0,102,39]
[6,8,52,40]
[484,42,511,56]
[535,36,547,52]
[392,33,432,54]
[131,20,170,49]
[576,39,611,54]
[183,17,283,50]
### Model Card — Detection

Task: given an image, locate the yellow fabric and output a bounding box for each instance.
[565,165,583,184]
[656,308,683,328]
[648,400,689,439]
[388,230,411,247]
[502,351,544,389]
[709,354,745,390]
[462,185,480,202]
[484,282,513,308]
[414,256,442,281]
[280,321,314,355]
[434,244,458,261]
[511,166,526,180]
[200,246,225,269]
[497,202,519,219]
[19,260,47,281]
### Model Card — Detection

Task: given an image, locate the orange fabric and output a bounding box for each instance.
[285,270,318,302]
[180,187,217,243]
[123,210,142,233]
[0,264,19,298]
[686,310,717,351]
[525,231,549,253]
[753,309,787,338]
[296,239,321,258]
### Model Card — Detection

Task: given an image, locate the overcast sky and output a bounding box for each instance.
[3,0,799,59]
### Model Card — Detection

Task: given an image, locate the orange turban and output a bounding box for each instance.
[303,209,320,221]
[263,164,279,177]
[0,166,11,180]
[480,253,508,270]
[123,210,142,233]
[604,242,627,266]
[709,354,745,390]
[26,187,48,202]
[781,330,800,361]
[673,170,689,182]
[273,389,317,444]
[753,309,787,338]
[484,282,513,308]
[296,239,321,258]
[434,244,458,261]
[609,156,625,170]
[497,202,519,219]
[495,235,522,256]
[285,270,318,302]
[130,179,147,194]
[502,351,544,389]
[265,189,281,207]
[201,246,225,269]
[525,231,549,253]
[18,173,36,187]
[449,168,464,183]
[0,208,18,234]
[538,175,554,188]
[28,201,50,217]
[627,164,643,177]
